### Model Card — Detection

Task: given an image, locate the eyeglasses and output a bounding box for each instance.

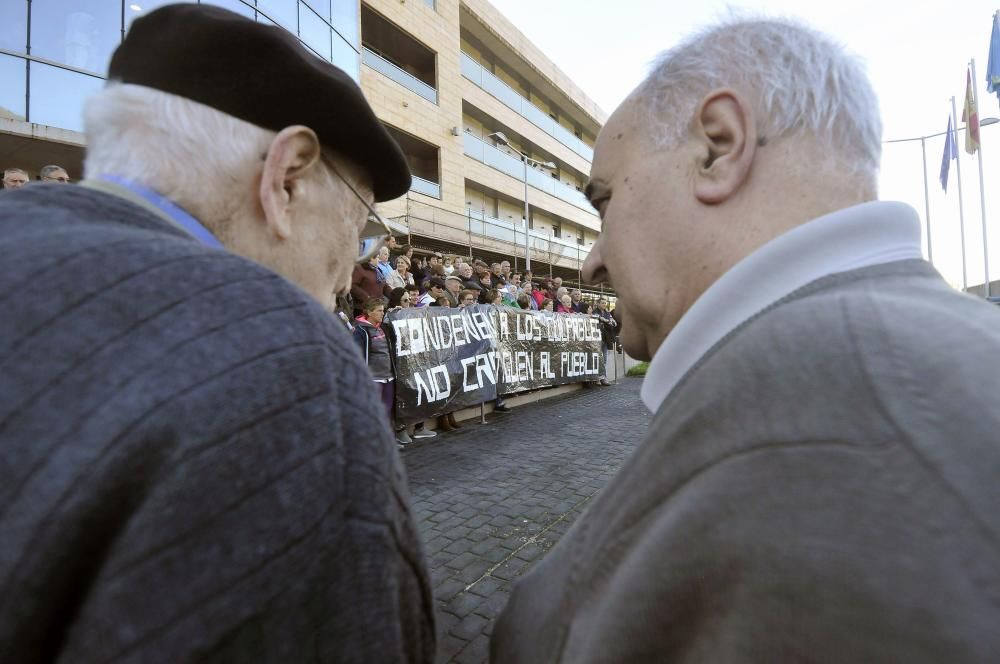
[41,175,70,183]
[324,157,394,264]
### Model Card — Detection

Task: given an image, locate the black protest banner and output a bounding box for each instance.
[386,305,500,422]
[494,307,605,395]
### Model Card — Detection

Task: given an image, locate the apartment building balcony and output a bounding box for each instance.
[393,199,592,276]
[462,132,594,216]
[460,53,594,162]
[361,5,438,104]
[385,125,442,199]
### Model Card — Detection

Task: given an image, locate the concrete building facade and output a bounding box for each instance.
[0,0,605,283]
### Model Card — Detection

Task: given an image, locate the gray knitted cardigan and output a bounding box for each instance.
[0,184,435,662]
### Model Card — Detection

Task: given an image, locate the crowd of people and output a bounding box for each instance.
[10,3,995,661]
[347,242,621,446]
[1,165,72,189]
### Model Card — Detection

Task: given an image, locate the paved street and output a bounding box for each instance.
[401,377,651,663]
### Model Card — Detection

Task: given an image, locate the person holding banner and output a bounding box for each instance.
[494,15,1000,663]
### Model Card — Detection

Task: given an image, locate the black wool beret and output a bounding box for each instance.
[108,3,410,201]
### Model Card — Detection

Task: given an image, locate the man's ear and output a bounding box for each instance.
[259,125,322,240]
[693,89,757,205]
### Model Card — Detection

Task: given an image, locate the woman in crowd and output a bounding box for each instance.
[486,289,504,306]
[522,282,539,310]
[459,290,479,307]
[557,294,574,313]
[386,255,414,290]
[540,298,554,313]
[578,301,594,315]
[353,298,411,446]
[387,287,411,310]
[516,294,532,310]
[532,282,547,308]
[435,296,451,308]
[443,256,455,276]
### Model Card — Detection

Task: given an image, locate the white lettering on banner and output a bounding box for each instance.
[539,351,556,379]
[436,315,454,349]
[500,351,536,383]
[498,312,510,340]
[560,351,601,377]
[461,352,499,392]
[415,363,451,405]
[450,314,467,346]
[470,311,496,340]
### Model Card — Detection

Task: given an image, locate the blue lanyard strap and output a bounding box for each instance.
[100,175,224,249]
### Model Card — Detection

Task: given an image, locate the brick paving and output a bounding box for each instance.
[401,377,652,663]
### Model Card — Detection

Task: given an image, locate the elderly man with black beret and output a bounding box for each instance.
[0,5,434,662]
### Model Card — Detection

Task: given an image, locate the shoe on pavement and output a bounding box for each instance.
[396,429,413,445]
[412,428,437,439]
[494,404,512,413]
[599,379,611,386]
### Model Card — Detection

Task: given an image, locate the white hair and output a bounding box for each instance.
[83,84,277,234]
[637,17,882,179]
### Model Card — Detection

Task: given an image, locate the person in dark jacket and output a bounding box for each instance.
[0,5,434,662]
[352,255,386,314]
[354,298,397,425]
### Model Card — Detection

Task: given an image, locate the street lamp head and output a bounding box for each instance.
[981,117,1000,127]
[541,161,557,169]
[487,131,510,145]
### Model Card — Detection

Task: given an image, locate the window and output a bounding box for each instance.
[303,0,330,21]
[299,3,331,61]
[199,0,256,19]
[29,61,103,132]
[0,54,26,120]
[29,0,121,74]
[0,1,27,54]
[332,32,359,81]
[256,0,296,29]
[125,1,177,29]
[332,0,358,46]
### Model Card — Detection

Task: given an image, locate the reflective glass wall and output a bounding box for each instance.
[0,0,361,133]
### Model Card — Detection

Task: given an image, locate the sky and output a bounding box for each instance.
[489,0,1000,290]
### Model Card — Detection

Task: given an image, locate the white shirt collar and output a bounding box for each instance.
[640,201,925,413]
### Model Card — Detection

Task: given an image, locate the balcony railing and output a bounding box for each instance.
[363,47,437,104]
[410,175,441,198]
[461,52,594,162]
[462,132,595,215]
[466,210,590,261]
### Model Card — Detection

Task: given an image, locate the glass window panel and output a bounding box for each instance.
[299,3,331,61]
[199,0,255,18]
[0,1,28,54]
[29,62,103,132]
[303,0,330,22]
[125,1,176,29]
[256,0,296,30]
[30,1,121,75]
[0,54,27,121]
[331,0,358,46]
[332,33,359,81]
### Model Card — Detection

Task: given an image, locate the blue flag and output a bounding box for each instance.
[988,12,1000,103]
[940,116,957,192]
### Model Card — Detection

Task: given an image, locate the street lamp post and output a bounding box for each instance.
[487,132,556,272]
[884,116,998,292]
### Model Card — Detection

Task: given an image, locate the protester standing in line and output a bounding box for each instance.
[386,255,415,290]
[2,168,29,189]
[596,297,617,386]
[353,298,396,431]
[494,16,1000,663]
[0,6,433,661]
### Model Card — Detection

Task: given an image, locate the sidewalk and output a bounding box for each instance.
[402,377,651,663]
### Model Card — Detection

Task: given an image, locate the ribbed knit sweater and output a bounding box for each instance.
[0,184,435,663]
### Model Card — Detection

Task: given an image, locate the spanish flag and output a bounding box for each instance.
[963,67,981,154]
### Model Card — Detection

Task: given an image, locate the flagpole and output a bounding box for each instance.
[971,58,991,297]
[952,96,970,291]
[920,136,933,264]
